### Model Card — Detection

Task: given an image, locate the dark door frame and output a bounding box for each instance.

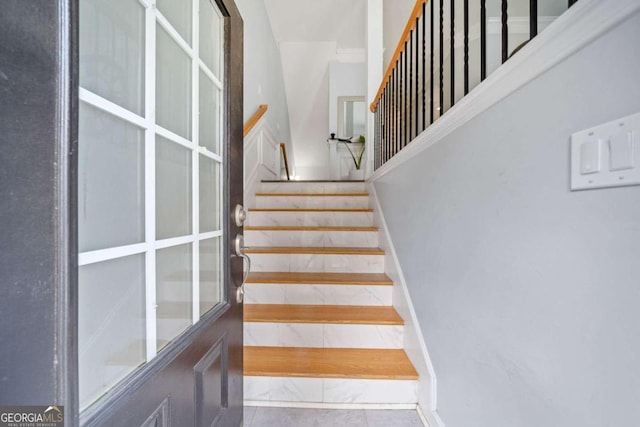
[0,0,244,425]
[0,0,79,424]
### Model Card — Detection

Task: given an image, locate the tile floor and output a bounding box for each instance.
[243,406,425,427]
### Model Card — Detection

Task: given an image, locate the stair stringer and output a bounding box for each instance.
[368,182,445,427]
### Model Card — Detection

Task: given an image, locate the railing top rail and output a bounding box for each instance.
[370,0,428,113]
[243,104,268,136]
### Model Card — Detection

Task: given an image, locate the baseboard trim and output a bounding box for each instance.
[418,405,446,427]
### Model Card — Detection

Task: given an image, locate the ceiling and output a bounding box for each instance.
[264,0,367,48]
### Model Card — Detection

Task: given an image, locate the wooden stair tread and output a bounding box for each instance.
[255,193,369,197]
[244,347,418,380]
[244,304,403,325]
[245,246,384,255]
[244,226,378,232]
[249,208,373,212]
[246,272,393,285]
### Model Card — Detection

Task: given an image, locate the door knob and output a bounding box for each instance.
[234,204,247,227]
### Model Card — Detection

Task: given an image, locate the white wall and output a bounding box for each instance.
[235,0,294,165]
[279,42,337,180]
[329,61,367,135]
[382,0,414,69]
[373,10,640,426]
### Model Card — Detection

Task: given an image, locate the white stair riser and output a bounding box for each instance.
[260,182,367,194]
[245,230,378,248]
[244,376,418,404]
[256,196,369,210]
[250,253,384,273]
[245,323,403,349]
[245,283,392,306]
[247,211,373,227]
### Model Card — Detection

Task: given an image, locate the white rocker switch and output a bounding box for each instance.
[580,139,601,175]
[609,131,635,171]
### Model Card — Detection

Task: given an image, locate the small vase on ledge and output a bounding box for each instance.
[349,168,365,180]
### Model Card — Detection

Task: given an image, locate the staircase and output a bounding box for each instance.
[243,181,419,406]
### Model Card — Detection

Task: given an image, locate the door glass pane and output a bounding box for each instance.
[156,244,193,350]
[80,0,145,115]
[156,136,192,240]
[157,24,192,139]
[199,0,222,78]
[200,237,221,316]
[79,102,144,253]
[79,254,146,410]
[199,156,220,233]
[199,71,220,154]
[157,0,192,45]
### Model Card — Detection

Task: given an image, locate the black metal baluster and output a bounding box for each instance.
[383,86,387,166]
[439,0,444,117]
[430,0,434,124]
[386,84,390,164]
[422,3,426,131]
[404,41,408,147]
[481,0,486,80]
[387,77,391,163]
[530,0,538,38]
[395,62,399,158]
[398,53,403,155]
[378,93,382,168]
[374,108,378,169]
[408,35,413,144]
[384,70,396,163]
[464,0,469,95]
[415,18,419,139]
[502,0,508,63]
[450,0,455,107]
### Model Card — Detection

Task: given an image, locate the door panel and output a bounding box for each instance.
[77,0,244,425]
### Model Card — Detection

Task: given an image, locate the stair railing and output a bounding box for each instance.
[279,143,291,181]
[370,0,576,170]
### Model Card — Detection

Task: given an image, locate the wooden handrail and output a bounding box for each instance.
[243,104,268,136]
[370,0,428,112]
[279,143,291,181]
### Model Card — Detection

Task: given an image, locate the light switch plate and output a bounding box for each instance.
[571,112,640,190]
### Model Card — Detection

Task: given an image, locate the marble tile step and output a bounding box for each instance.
[255,194,369,209]
[245,283,393,306]
[246,209,374,228]
[245,248,385,273]
[245,272,393,306]
[244,347,418,380]
[244,304,403,325]
[244,322,404,349]
[244,376,418,404]
[260,182,367,194]
[244,227,379,248]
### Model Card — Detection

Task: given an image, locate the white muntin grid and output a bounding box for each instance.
[78,0,225,363]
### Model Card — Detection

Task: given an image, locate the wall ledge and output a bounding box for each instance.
[369,0,640,183]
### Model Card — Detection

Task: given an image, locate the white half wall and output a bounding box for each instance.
[372,3,640,426]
